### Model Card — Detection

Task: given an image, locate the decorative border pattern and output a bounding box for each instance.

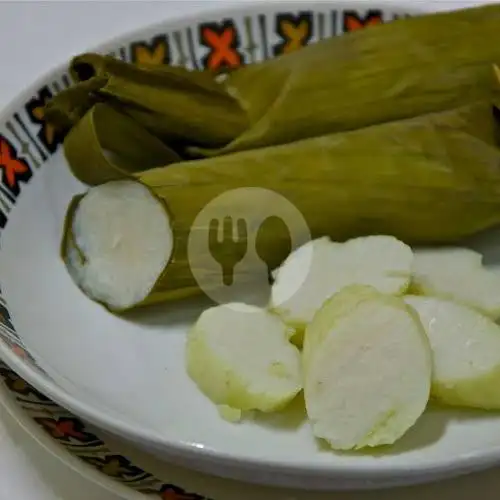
[0,363,207,499]
[0,7,411,499]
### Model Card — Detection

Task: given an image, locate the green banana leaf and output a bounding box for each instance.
[62,99,500,311]
[98,72,246,146]
[70,52,221,87]
[192,3,500,156]
[49,4,500,164]
[43,76,107,132]
[63,102,181,185]
[45,53,248,150]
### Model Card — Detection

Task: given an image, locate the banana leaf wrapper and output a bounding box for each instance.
[43,76,107,133]
[61,100,500,311]
[193,3,500,156]
[70,52,220,86]
[46,53,248,149]
[63,103,182,185]
[98,72,246,146]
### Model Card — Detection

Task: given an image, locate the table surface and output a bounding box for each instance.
[0,1,496,499]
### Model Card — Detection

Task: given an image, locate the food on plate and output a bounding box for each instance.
[183,264,500,444]
[201,3,500,155]
[46,52,248,152]
[62,100,500,311]
[302,285,431,450]
[185,303,302,415]
[68,52,223,83]
[216,405,244,423]
[405,296,500,409]
[44,1,500,451]
[410,248,500,319]
[63,181,176,311]
[269,235,413,343]
[45,5,500,162]
[63,103,182,185]
[43,76,108,133]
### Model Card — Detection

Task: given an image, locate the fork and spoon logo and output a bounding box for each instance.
[187,187,312,307]
[208,216,248,287]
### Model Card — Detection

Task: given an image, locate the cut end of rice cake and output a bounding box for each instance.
[186,303,302,413]
[270,235,414,328]
[64,180,173,310]
[411,247,500,319]
[405,295,500,409]
[303,286,431,450]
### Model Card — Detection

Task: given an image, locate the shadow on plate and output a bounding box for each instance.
[446,405,500,423]
[122,294,216,328]
[313,402,500,457]
[251,392,308,432]
[312,403,450,457]
[122,281,272,329]
[457,224,500,266]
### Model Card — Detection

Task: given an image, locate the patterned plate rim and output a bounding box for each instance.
[0,373,143,500]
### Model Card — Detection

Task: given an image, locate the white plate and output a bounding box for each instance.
[2,0,500,491]
[7,356,500,500]
[0,366,141,500]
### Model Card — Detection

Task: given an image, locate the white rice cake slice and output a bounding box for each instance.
[303,285,431,450]
[186,303,302,416]
[270,235,413,332]
[406,295,500,409]
[411,247,500,319]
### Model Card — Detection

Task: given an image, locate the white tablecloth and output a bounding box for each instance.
[0,1,496,499]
